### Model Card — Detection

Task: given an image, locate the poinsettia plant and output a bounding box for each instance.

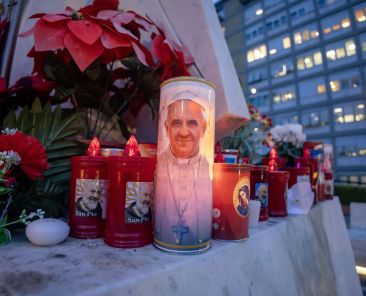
[221,104,272,164]
[18,0,193,140]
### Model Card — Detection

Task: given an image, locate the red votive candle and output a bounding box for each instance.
[104,156,156,248]
[294,157,319,203]
[284,167,310,189]
[268,171,289,217]
[262,148,287,171]
[250,165,269,221]
[212,163,250,240]
[69,156,108,238]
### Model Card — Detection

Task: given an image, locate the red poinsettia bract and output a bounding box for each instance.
[20,0,154,72]
[0,131,49,180]
[152,31,192,80]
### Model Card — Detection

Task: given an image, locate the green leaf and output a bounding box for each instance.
[3,110,16,128]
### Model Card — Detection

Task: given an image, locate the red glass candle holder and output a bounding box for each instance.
[294,157,319,202]
[284,167,310,189]
[212,163,250,240]
[69,156,108,238]
[268,171,289,217]
[104,156,156,248]
[262,157,287,171]
[250,165,269,221]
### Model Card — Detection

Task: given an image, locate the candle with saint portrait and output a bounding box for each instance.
[250,165,269,221]
[69,138,108,238]
[104,136,156,248]
[212,163,250,240]
[154,77,215,254]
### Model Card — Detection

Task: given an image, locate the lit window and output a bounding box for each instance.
[313,52,322,65]
[346,40,356,56]
[256,9,263,16]
[336,48,346,59]
[247,44,267,63]
[344,114,355,123]
[294,32,302,44]
[330,80,340,92]
[250,88,257,94]
[323,27,331,34]
[269,49,277,55]
[273,95,281,103]
[311,31,319,38]
[317,84,326,94]
[326,50,336,61]
[342,18,350,28]
[304,57,313,68]
[332,24,341,31]
[283,37,291,49]
[355,9,366,23]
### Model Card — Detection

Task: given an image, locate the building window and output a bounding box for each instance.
[354,3,366,25]
[273,87,296,104]
[244,2,263,25]
[325,39,356,65]
[247,44,267,64]
[297,51,322,71]
[245,23,264,44]
[299,77,326,104]
[321,11,351,39]
[317,0,345,13]
[264,0,284,14]
[290,0,315,25]
[266,12,287,35]
[302,109,329,129]
[359,33,366,57]
[249,91,270,110]
[329,69,361,97]
[336,135,366,167]
[247,67,268,85]
[294,23,319,47]
[271,59,294,80]
[334,103,365,124]
[274,113,299,125]
[268,35,291,57]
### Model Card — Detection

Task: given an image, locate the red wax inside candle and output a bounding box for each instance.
[212,163,250,240]
[284,167,310,189]
[262,157,287,171]
[268,171,289,217]
[104,156,156,248]
[250,165,269,221]
[69,156,108,238]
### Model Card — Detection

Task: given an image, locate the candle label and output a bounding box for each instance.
[75,179,108,218]
[233,177,250,217]
[297,175,310,183]
[125,182,153,224]
[254,182,268,208]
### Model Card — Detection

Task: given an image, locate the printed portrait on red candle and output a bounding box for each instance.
[125,182,153,224]
[233,179,250,217]
[255,183,268,208]
[155,90,212,247]
[75,179,108,218]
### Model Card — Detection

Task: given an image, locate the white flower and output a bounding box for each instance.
[270,124,306,146]
[1,128,18,135]
[4,151,21,166]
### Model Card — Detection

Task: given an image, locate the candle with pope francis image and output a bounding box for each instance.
[154,76,215,254]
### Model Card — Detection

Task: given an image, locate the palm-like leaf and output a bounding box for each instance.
[2,98,84,217]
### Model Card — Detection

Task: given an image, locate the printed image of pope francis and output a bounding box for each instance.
[154,90,212,250]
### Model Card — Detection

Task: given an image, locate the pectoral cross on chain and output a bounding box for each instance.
[171,218,189,245]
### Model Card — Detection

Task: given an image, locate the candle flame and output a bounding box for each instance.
[270,148,278,158]
[87,137,101,157]
[124,135,141,157]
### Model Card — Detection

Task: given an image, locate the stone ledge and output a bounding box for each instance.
[351,202,366,230]
[0,198,362,296]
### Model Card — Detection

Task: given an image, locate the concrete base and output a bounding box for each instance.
[351,202,366,229]
[0,198,362,296]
